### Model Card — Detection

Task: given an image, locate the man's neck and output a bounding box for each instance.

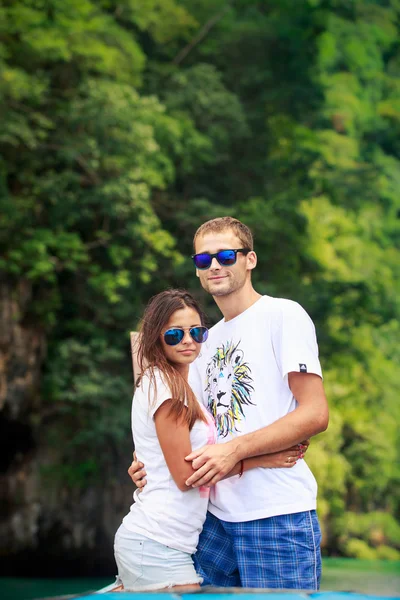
[214,285,262,322]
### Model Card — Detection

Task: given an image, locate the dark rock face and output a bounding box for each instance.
[0,280,46,421]
[0,280,129,576]
[0,279,46,566]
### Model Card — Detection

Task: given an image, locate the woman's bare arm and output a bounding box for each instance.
[154,400,196,492]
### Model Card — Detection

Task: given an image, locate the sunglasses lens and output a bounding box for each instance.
[164,329,184,346]
[218,250,236,266]
[190,326,208,343]
[193,253,212,269]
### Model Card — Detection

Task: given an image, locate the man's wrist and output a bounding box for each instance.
[229,438,243,462]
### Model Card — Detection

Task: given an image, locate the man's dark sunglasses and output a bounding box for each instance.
[163,326,209,346]
[192,248,250,270]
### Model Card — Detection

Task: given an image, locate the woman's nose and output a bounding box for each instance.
[181,330,193,344]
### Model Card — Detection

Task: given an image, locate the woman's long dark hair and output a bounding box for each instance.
[136,289,207,430]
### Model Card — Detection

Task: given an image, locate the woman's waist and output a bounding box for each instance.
[124,494,208,536]
[132,485,208,512]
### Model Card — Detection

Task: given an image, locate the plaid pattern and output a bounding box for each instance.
[193,510,322,589]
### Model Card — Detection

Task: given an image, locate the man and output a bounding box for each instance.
[130,216,329,589]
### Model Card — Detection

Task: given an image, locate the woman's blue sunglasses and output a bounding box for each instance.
[163,326,209,346]
[192,248,250,270]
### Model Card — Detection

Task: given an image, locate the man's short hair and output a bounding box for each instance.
[193,217,254,251]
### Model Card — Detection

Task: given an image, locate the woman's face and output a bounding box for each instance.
[160,306,204,372]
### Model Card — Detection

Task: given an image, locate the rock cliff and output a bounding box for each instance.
[0,280,130,576]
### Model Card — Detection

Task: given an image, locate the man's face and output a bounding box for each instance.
[194,230,255,297]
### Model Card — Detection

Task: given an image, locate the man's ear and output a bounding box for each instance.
[247,250,257,271]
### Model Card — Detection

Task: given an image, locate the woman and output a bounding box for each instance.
[113,289,304,592]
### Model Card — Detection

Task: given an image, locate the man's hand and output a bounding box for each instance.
[128,452,147,489]
[185,442,239,487]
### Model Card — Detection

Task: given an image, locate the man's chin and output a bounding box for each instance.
[201,279,234,296]
[210,285,232,297]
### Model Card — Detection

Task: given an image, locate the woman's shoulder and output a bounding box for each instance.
[136,367,171,397]
[134,367,174,418]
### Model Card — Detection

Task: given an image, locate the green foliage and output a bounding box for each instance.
[345,539,380,560]
[43,337,133,472]
[376,546,400,560]
[1,0,399,555]
[0,0,199,479]
[338,511,400,557]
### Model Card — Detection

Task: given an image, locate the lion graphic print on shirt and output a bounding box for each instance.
[205,340,255,438]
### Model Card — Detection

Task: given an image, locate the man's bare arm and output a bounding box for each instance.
[128,443,310,488]
[185,372,328,487]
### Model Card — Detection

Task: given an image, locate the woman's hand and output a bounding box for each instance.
[258,440,310,468]
[128,452,147,489]
[244,440,310,473]
[259,446,301,468]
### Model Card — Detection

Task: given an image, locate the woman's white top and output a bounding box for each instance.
[122,368,216,554]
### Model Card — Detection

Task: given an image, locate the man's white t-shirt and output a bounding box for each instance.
[189,295,323,523]
[123,368,216,554]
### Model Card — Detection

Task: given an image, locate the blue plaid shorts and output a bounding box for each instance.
[193,510,322,589]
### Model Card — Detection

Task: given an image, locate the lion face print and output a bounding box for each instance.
[205,340,255,437]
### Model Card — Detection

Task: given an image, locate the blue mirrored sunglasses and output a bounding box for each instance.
[163,326,209,346]
[192,248,250,270]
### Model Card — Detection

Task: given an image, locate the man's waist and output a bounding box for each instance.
[208,495,317,523]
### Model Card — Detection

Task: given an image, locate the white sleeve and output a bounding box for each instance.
[146,371,173,418]
[272,300,322,379]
